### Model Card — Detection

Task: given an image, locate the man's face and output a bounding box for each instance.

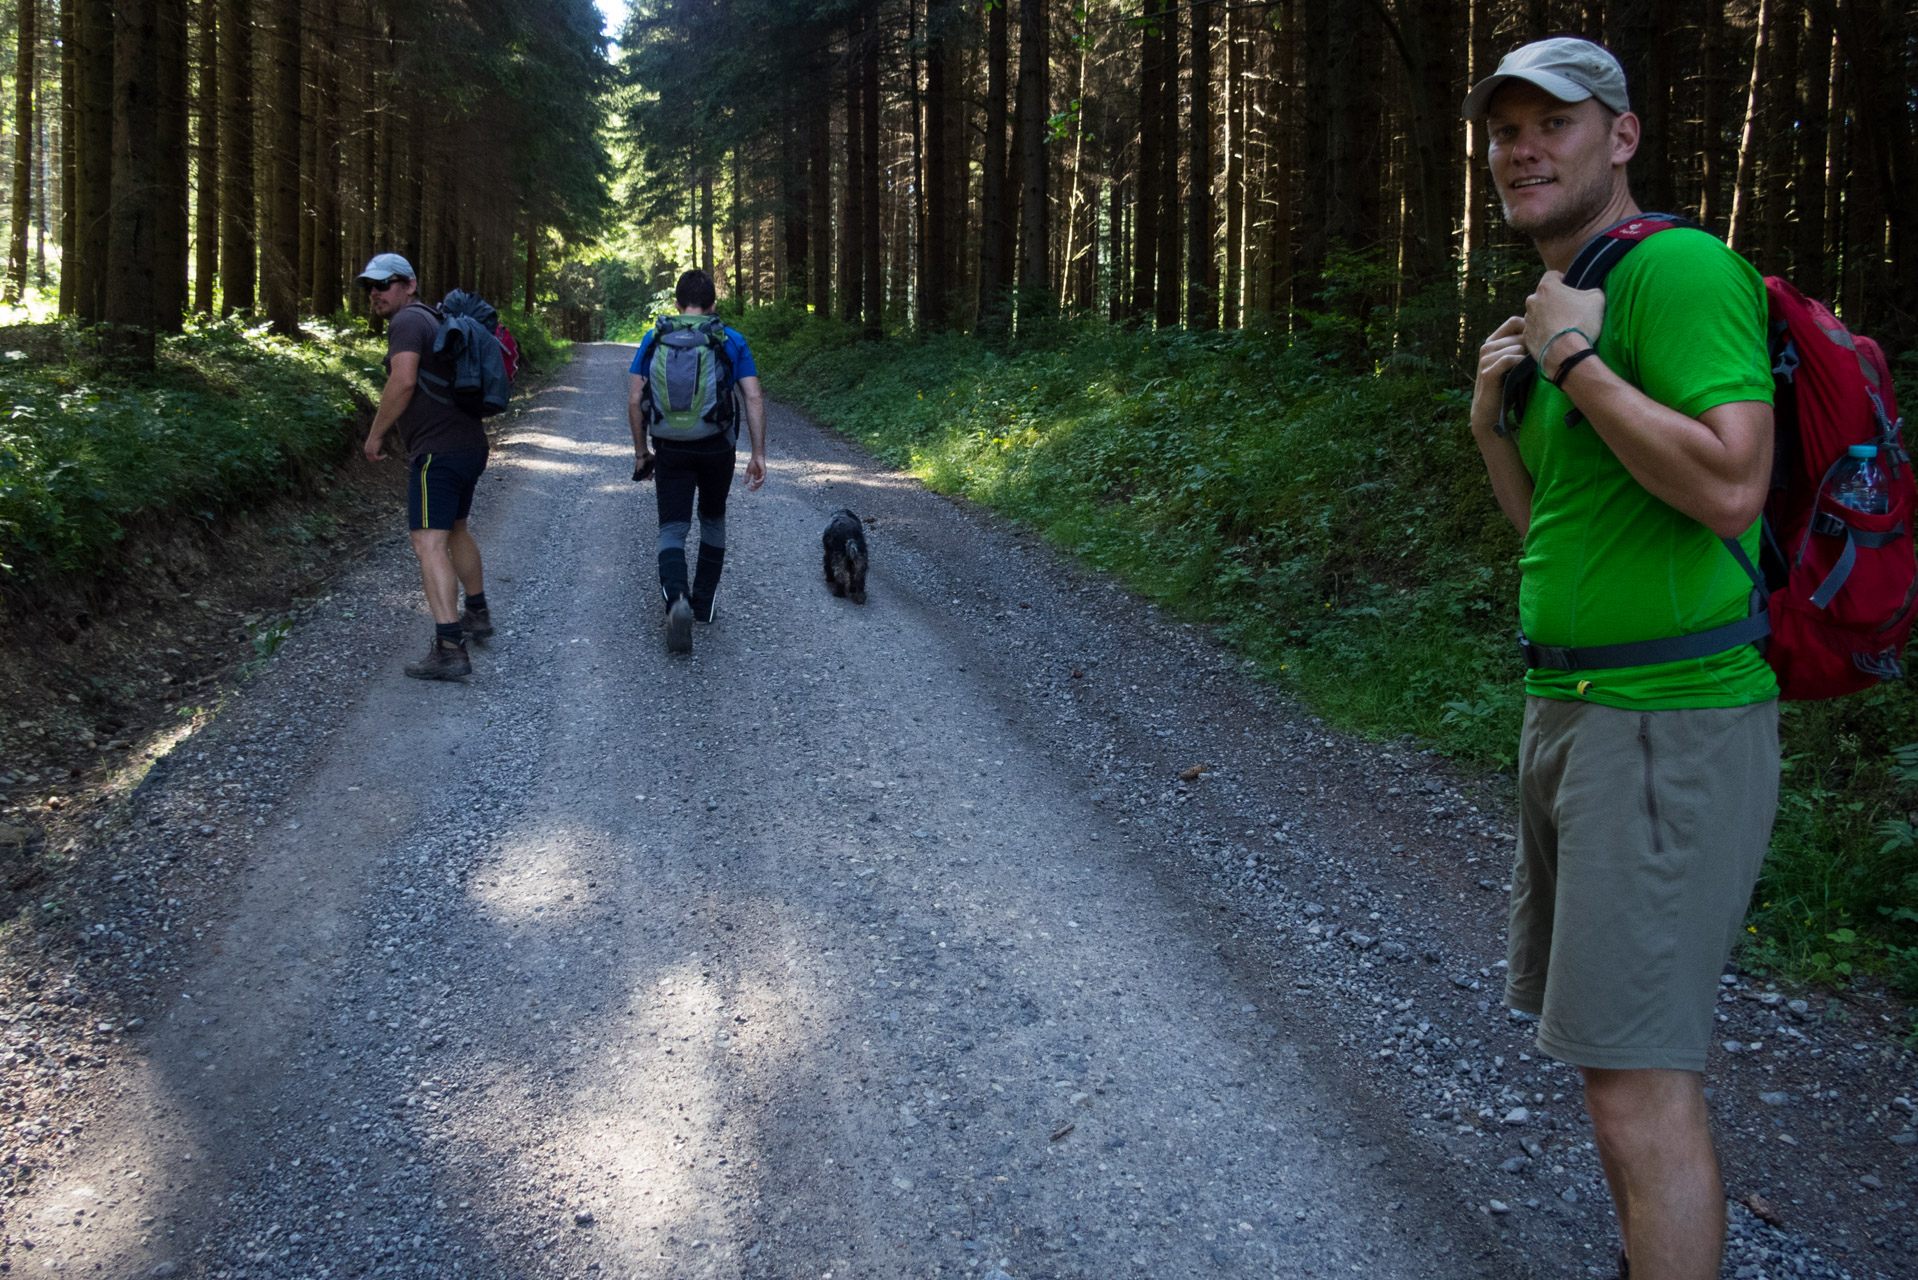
[1485,83,1634,242]
[364,275,416,318]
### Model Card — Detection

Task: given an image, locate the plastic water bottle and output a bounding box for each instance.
[1831,444,1890,515]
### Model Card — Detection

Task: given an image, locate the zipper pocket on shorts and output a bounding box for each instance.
[1638,713,1663,854]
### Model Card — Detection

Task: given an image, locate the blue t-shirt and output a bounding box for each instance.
[629,322,758,380]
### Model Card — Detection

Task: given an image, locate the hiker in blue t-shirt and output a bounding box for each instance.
[626,269,768,654]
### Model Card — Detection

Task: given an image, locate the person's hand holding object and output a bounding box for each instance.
[1523,270,1607,381]
[1470,316,1528,438]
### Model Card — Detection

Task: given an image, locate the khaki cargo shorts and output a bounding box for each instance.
[1507,696,1780,1072]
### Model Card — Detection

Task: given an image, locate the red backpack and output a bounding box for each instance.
[1759,278,1917,697]
[1501,214,1918,699]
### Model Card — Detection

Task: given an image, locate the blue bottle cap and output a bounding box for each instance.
[1848,444,1880,458]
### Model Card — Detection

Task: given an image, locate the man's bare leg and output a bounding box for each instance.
[1582,1066,1724,1280]
[409,529,459,625]
[448,519,484,601]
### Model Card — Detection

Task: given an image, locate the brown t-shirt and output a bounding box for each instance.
[385,302,488,458]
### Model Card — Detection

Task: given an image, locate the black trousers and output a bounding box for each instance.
[653,437,735,606]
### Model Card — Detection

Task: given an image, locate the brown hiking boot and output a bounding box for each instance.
[460,606,495,640]
[404,637,471,681]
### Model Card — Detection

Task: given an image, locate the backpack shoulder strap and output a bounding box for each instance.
[1498,213,1701,436]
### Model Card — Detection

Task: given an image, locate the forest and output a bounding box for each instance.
[611,0,1917,355]
[0,0,607,358]
[4,0,1918,989]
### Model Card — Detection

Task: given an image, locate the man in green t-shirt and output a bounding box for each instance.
[1463,38,1778,1280]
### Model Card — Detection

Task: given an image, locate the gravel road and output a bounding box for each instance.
[6,341,1910,1279]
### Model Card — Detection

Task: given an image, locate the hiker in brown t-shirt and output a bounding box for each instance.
[357,253,493,681]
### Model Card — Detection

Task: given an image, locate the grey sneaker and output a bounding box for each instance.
[665,597,693,654]
[404,637,471,681]
[460,606,495,640]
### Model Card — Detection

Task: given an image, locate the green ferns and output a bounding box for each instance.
[0,317,382,576]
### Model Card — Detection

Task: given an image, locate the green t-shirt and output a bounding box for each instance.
[1516,227,1777,709]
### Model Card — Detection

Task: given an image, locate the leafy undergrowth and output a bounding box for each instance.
[740,303,1918,998]
[0,310,569,582]
[0,317,383,579]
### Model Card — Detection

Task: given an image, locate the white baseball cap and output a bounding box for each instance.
[1461,37,1630,121]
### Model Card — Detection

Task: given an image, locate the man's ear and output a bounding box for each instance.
[1611,110,1642,167]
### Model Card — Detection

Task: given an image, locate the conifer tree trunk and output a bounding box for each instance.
[218,0,253,312]
[1796,12,1832,291]
[1461,0,1492,301]
[6,0,35,302]
[74,0,111,321]
[262,0,299,333]
[1131,0,1161,321]
[217,0,252,313]
[35,95,49,287]
[298,48,317,304]
[312,0,340,314]
[1153,0,1180,327]
[523,223,537,312]
[923,0,949,329]
[106,0,158,363]
[839,27,861,322]
[783,102,808,302]
[1271,1,1294,318]
[700,166,714,277]
[1186,0,1213,328]
[940,17,964,315]
[1761,0,1800,273]
[807,71,831,312]
[731,146,743,301]
[1015,0,1048,302]
[153,0,189,330]
[1728,0,1769,255]
[58,0,74,313]
[976,0,1008,325]
[1223,3,1243,329]
[860,0,881,335]
[192,0,217,314]
[1699,0,1724,231]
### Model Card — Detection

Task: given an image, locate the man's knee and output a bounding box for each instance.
[698,515,726,549]
[410,529,451,559]
[658,520,691,553]
[1582,1067,1706,1148]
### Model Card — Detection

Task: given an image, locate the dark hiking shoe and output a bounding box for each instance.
[689,593,718,624]
[404,637,471,681]
[460,606,495,640]
[665,597,694,654]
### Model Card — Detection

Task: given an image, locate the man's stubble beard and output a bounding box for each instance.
[1499,164,1618,245]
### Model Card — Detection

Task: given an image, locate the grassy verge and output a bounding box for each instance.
[738,303,1918,996]
[0,310,569,582]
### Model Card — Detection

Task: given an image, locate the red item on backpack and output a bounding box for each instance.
[494,323,521,383]
[1757,278,1918,699]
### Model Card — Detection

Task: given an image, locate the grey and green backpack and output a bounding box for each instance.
[641,314,738,443]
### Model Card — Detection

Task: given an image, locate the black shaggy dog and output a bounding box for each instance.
[822,509,869,604]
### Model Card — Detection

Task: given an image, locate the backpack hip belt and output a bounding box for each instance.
[1519,537,1772,672]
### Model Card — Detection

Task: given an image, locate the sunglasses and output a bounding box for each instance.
[362,277,405,294]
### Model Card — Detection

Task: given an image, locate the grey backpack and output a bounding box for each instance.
[641,314,738,442]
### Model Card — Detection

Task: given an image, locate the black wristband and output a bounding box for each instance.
[1552,346,1601,390]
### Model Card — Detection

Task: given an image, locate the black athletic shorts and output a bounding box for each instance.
[408,448,488,531]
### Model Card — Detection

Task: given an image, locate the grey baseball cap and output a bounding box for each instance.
[354,252,415,285]
[1461,37,1630,120]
